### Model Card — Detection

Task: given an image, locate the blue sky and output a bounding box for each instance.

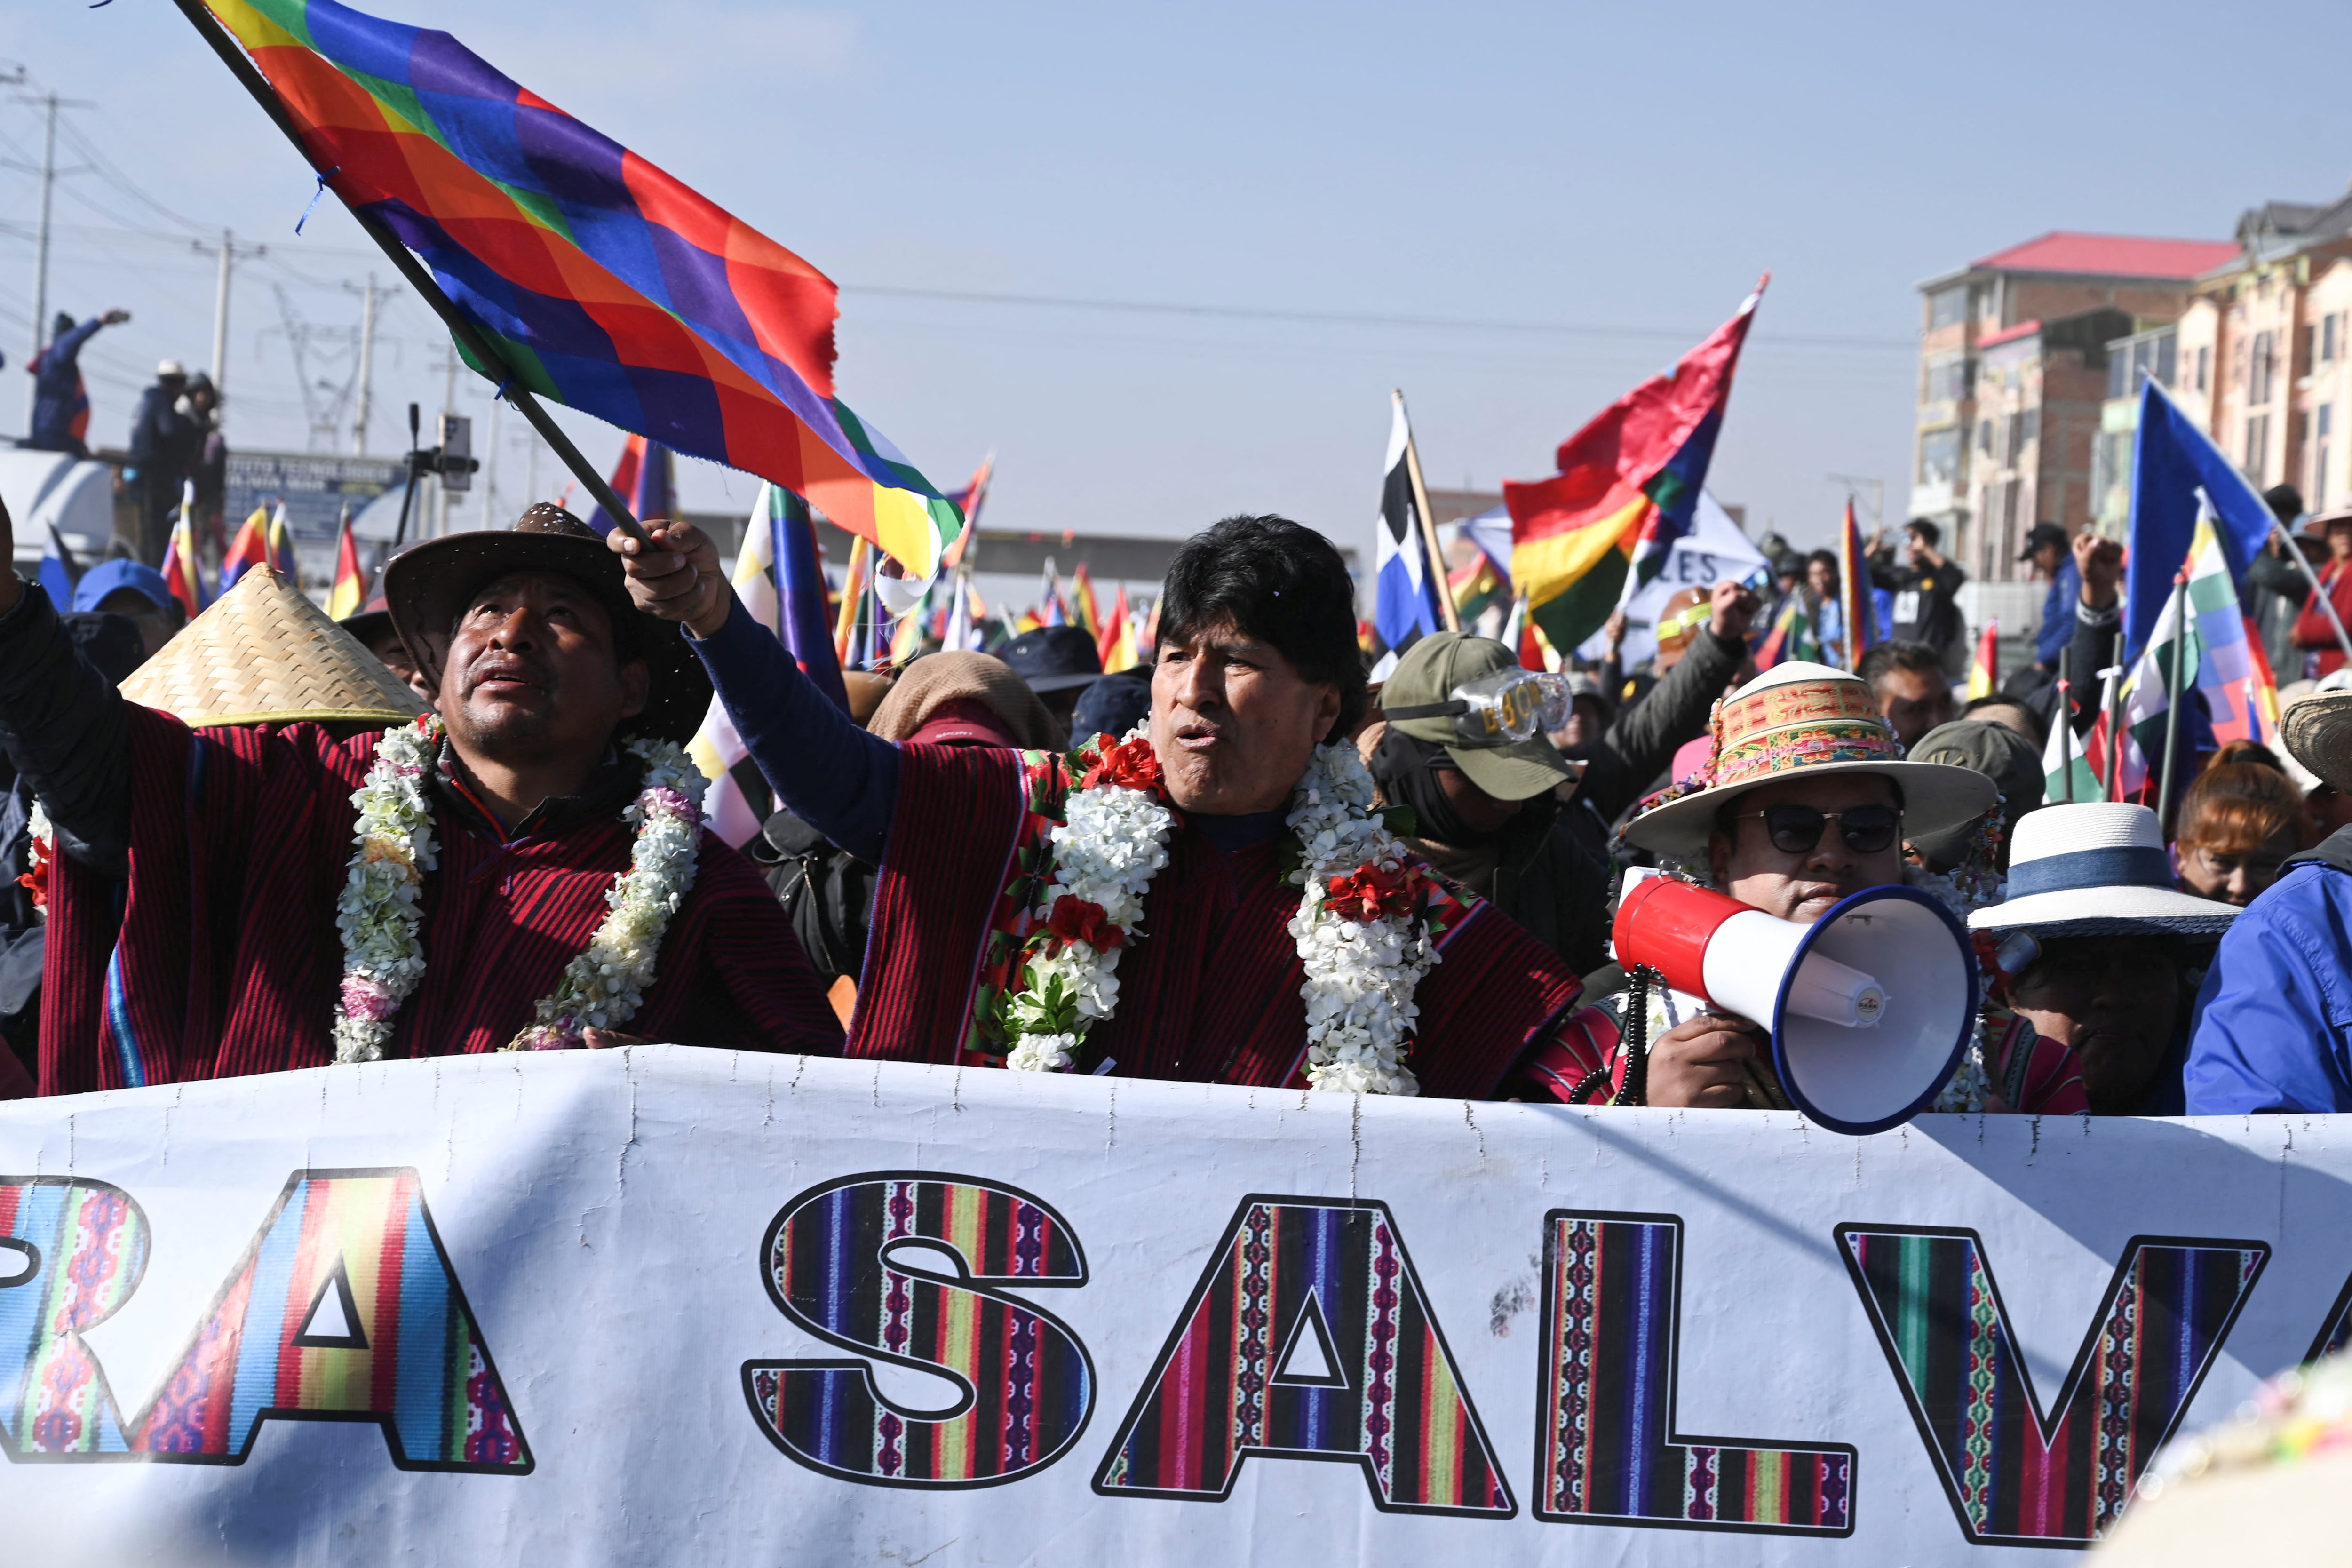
[4,0,2350,571]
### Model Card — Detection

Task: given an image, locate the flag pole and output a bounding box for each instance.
[2157,570,2190,830]
[2272,522,2352,666]
[2057,648,2075,804]
[1392,390,1460,633]
[2101,661,2124,804]
[170,0,650,545]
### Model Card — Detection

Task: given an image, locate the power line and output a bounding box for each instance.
[836,282,1919,353]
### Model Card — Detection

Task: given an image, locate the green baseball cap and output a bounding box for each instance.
[1380,633,1577,802]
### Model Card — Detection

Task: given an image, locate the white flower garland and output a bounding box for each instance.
[328,716,705,1062]
[998,734,1432,1094]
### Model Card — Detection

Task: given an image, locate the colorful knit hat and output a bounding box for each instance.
[1621,661,1997,857]
[2094,1350,2352,1563]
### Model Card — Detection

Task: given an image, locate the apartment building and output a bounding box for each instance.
[2174,192,2352,515]
[1911,232,2237,582]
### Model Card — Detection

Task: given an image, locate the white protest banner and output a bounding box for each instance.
[1,1048,2342,1563]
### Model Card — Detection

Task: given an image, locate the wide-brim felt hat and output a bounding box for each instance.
[1969,801,2238,938]
[1621,660,1998,857]
[2282,686,2352,794]
[119,565,426,728]
[999,625,1104,694]
[383,503,710,745]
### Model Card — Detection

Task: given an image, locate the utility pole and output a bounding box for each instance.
[189,231,265,412]
[212,228,232,398]
[7,79,95,432]
[483,392,502,526]
[351,274,377,454]
[435,342,460,537]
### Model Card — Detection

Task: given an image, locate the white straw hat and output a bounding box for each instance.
[1622,661,1997,857]
[1968,802,2238,938]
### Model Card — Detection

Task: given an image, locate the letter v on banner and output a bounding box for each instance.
[1838,1225,2267,1546]
[1093,1195,1515,1516]
[1535,1211,1855,1535]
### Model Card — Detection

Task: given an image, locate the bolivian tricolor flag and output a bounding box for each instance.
[1502,279,1764,654]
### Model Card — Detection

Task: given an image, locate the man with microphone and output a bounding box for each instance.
[1519,661,2088,1114]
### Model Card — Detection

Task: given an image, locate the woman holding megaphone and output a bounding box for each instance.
[1517,662,2090,1127]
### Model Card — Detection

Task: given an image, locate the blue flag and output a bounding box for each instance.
[2125,380,2278,662]
[771,487,850,714]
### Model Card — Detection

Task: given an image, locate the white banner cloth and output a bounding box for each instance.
[1,1048,2343,1564]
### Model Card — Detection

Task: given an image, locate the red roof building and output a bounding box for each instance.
[1911,231,2236,586]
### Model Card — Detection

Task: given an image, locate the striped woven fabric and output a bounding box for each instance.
[201,0,963,575]
[1095,1198,1513,1515]
[0,1179,148,1457]
[1839,1225,2268,1544]
[747,1176,1092,1485]
[130,1170,529,1469]
[849,744,1585,1095]
[1538,1212,1854,1534]
[40,701,841,1094]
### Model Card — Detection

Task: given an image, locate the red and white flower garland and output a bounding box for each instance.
[997,732,1433,1094]
[330,715,706,1062]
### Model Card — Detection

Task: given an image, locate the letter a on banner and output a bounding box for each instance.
[129,1169,532,1472]
[1537,1211,1855,1535]
[1839,1225,2266,1545]
[744,1172,1095,1488]
[0,1178,150,1457]
[1094,1195,1515,1516]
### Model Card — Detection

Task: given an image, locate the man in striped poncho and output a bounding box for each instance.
[0,498,841,1094]
[615,512,1594,1100]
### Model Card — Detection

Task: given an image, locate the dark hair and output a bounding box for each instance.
[2264,484,2306,525]
[1805,548,1838,573]
[1906,517,1941,549]
[1160,514,1366,740]
[1857,638,1946,691]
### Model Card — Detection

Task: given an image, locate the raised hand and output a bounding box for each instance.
[1708,578,1758,641]
[2074,531,2122,610]
[609,519,732,639]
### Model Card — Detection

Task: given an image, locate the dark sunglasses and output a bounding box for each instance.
[1732,803,1902,855]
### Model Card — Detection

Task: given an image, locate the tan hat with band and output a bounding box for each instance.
[1622,661,1996,857]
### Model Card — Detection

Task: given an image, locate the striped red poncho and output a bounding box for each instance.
[38,706,841,1094]
[848,744,1586,1096]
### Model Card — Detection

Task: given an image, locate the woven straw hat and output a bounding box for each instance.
[119,565,427,728]
[1622,661,1997,857]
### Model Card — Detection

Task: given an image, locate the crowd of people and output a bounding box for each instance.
[22,308,230,570]
[6,471,2352,1126]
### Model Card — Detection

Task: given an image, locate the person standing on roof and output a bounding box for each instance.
[24,310,129,458]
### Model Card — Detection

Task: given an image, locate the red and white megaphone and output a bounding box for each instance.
[1611,868,1979,1135]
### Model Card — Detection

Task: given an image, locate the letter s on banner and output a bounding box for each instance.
[1093,1195,1515,1516]
[0,1178,150,1458]
[744,1172,1095,1488]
